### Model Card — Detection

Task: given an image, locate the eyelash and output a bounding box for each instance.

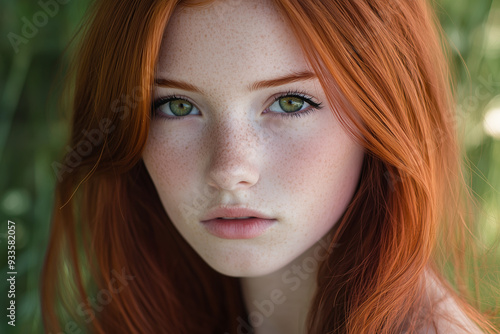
[151,95,189,120]
[150,91,323,120]
[269,91,323,119]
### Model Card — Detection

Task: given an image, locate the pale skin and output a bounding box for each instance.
[142,0,482,333]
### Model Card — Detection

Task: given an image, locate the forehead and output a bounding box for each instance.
[156,0,311,93]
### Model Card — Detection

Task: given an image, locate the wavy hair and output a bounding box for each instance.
[41,0,499,333]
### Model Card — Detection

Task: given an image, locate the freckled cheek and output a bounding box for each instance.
[144,129,202,199]
[270,125,363,230]
[271,131,356,190]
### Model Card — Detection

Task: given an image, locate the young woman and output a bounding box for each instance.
[41,0,499,333]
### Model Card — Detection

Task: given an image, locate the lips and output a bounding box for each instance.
[201,218,276,239]
[201,206,274,222]
[200,206,276,239]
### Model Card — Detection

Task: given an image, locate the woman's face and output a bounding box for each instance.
[142,0,364,277]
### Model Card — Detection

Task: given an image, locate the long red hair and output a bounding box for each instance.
[41,0,499,333]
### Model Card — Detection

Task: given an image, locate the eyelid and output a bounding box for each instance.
[151,94,201,119]
[269,91,322,108]
[152,94,198,111]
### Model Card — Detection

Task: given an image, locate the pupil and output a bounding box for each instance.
[279,96,303,113]
[171,99,192,116]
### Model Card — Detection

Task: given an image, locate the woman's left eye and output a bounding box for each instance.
[267,94,322,118]
[151,96,200,119]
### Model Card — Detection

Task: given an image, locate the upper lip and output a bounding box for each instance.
[201,206,275,222]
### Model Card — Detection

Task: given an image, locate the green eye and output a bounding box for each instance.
[267,93,322,118]
[153,96,200,119]
[278,96,304,113]
[169,99,193,116]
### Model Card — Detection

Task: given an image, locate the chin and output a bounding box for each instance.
[213,265,279,278]
[202,254,284,278]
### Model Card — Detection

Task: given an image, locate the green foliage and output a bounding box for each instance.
[1,1,92,333]
[0,0,498,333]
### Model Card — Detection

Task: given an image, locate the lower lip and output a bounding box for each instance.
[201,218,276,239]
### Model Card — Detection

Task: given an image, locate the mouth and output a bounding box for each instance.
[201,206,275,222]
[215,216,257,220]
[200,217,276,239]
[200,207,276,239]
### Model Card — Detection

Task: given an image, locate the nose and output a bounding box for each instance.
[205,118,260,192]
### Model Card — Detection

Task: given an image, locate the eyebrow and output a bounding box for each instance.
[154,71,317,93]
[154,78,202,94]
[247,71,316,91]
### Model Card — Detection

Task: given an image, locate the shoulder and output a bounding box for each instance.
[417,269,483,334]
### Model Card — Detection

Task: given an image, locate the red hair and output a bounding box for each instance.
[42,0,499,333]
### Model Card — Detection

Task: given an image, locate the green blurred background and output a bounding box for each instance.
[0,0,499,333]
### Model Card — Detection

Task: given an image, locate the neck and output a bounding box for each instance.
[240,235,333,334]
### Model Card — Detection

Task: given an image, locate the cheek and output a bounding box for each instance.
[142,127,201,206]
[269,116,364,230]
[271,119,363,195]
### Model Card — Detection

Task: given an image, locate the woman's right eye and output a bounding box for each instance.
[153,97,200,119]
